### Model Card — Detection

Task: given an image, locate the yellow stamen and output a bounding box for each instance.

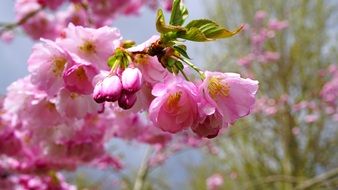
[70,92,78,99]
[134,54,149,65]
[79,41,96,54]
[208,77,230,98]
[75,66,88,81]
[52,57,66,76]
[166,92,182,109]
[46,102,56,111]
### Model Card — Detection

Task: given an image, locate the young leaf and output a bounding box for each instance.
[173,45,191,59]
[156,9,186,34]
[179,19,243,41]
[169,0,189,26]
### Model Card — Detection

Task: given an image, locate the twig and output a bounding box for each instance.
[295,167,338,190]
[0,7,43,34]
[132,147,152,190]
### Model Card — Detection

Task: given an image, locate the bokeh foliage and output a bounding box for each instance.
[188,0,338,189]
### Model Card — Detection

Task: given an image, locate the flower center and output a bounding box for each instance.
[52,57,66,76]
[134,54,150,65]
[166,92,182,109]
[208,77,230,98]
[75,66,88,81]
[79,41,96,54]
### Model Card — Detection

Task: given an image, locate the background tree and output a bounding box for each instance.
[188,0,338,189]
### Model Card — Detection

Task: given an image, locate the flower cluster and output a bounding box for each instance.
[237,11,288,67]
[0,0,259,188]
[0,0,173,42]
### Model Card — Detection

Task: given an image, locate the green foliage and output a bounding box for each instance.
[187,0,338,189]
[169,0,189,26]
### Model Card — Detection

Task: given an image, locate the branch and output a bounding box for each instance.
[0,7,43,34]
[295,167,338,190]
[132,147,152,190]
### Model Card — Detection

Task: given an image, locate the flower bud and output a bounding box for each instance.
[118,92,137,110]
[101,75,123,102]
[121,67,142,93]
[93,82,105,103]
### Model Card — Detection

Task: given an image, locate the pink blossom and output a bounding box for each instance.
[268,19,288,31]
[57,4,90,27]
[305,113,319,123]
[149,77,199,133]
[321,75,338,105]
[63,63,98,95]
[200,71,258,123]
[192,111,226,139]
[207,174,224,190]
[28,39,71,96]
[37,0,65,10]
[15,0,59,40]
[0,31,14,43]
[264,51,280,62]
[56,88,100,119]
[135,55,171,85]
[254,10,267,24]
[57,23,122,70]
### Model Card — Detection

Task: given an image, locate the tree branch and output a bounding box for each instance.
[295,167,338,190]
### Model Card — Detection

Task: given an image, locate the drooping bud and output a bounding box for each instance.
[101,75,123,102]
[121,67,142,93]
[118,92,137,110]
[93,82,105,103]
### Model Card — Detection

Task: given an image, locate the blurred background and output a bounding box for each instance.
[1,0,338,189]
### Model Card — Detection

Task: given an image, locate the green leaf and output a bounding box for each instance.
[175,60,184,71]
[173,45,191,59]
[169,0,189,26]
[178,19,243,41]
[156,9,186,34]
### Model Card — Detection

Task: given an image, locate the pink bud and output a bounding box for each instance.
[93,82,105,103]
[121,68,142,93]
[118,92,137,110]
[102,75,122,102]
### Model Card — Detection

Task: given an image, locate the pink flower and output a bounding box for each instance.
[200,71,259,123]
[254,10,267,24]
[63,63,98,95]
[268,19,288,31]
[15,0,59,40]
[135,56,170,86]
[121,67,142,92]
[56,88,100,119]
[149,77,199,133]
[192,111,226,139]
[207,174,224,190]
[57,23,122,70]
[37,0,65,10]
[28,39,71,96]
[0,31,14,43]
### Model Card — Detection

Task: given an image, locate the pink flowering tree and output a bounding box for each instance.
[186,0,338,190]
[0,0,259,189]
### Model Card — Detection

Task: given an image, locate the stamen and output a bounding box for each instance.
[208,77,230,98]
[52,57,66,76]
[79,41,96,54]
[166,91,182,109]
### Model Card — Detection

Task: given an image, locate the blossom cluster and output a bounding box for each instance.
[1,0,173,42]
[0,0,260,187]
[237,11,288,67]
